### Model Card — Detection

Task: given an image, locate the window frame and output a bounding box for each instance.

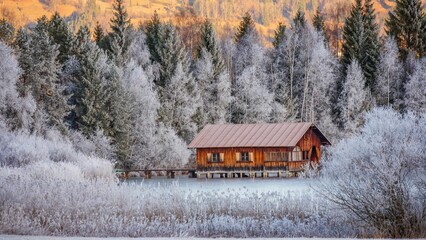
[264,151,290,162]
[291,146,303,161]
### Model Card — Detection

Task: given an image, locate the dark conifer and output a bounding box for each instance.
[47,12,73,64]
[0,19,15,45]
[145,11,162,63]
[235,12,256,43]
[385,0,426,58]
[272,22,286,48]
[313,8,325,34]
[196,18,225,78]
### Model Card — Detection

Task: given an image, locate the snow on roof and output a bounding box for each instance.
[188,122,331,149]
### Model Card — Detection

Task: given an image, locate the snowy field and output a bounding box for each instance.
[124,176,314,194]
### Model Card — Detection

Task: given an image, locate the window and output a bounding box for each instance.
[291,147,302,161]
[302,150,309,160]
[207,153,224,162]
[264,152,289,161]
[236,152,253,162]
[241,152,249,161]
[212,153,220,162]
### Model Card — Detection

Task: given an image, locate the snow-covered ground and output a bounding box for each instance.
[124,176,314,194]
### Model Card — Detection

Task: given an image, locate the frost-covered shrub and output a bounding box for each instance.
[69,130,115,161]
[319,108,426,238]
[0,173,359,237]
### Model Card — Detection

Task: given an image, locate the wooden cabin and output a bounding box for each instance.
[188,123,331,178]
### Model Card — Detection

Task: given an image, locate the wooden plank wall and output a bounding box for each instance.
[196,128,323,171]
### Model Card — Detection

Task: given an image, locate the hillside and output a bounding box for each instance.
[1,0,425,41]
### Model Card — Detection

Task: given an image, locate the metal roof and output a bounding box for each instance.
[188,122,331,148]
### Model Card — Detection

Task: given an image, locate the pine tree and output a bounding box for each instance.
[145,11,162,63]
[14,28,32,96]
[385,0,426,58]
[108,66,133,168]
[0,19,15,45]
[362,0,380,88]
[196,18,225,79]
[272,22,286,49]
[340,0,366,80]
[110,0,131,41]
[235,12,256,43]
[108,0,132,66]
[47,12,73,64]
[93,21,106,49]
[30,16,70,132]
[313,8,325,34]
[155,23,201,141]
[70,26,110,134]
[156,23,188,88]
[293,9,307,31]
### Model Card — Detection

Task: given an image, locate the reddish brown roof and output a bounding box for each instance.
[188,122,331,148]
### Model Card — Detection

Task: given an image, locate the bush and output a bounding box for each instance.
[318,108,426,238]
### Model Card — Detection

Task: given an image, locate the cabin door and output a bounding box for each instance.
[310,146,318,163]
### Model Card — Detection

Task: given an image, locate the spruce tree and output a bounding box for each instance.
[108,0,132,66]
[313,8,325,34]
[93,21,106,49]
[235,12,256,43]
[30,16,69,132]
[196,18,225,78]
[340,0,366,79]
[110,0,131,41]
[385,0,426,58]
[362,0,380,88]
[0,19,15,45]
[47,12,73,64]
[145,11,162,63]
[14,28,32,96]
[293,9,307,31]
[272,22,286,49]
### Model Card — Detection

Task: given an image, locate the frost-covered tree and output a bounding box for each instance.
[27,17,70,133]
[232,66,272,123]
[107,0,133,67]
[47,12,73,64]
[319,108,426,238]
[121,60,189,168]
[313,8,325,35]
[303,31,338,136]
[145,11,162,63]
[272,22,286,49]
[232,13,271,123]
[14,28,32,96]
[339,60,372,134]
[0,18,15,45]
[196,18,225,79]
[152,23,201,141]
[375,36,404,108]
[405,59,426,113]
[158,62,200,142]
[71,27,111,136]
[341,0,378,89]
[194,49,231,124]
[0,42,35,130]
[234,12,256,43]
